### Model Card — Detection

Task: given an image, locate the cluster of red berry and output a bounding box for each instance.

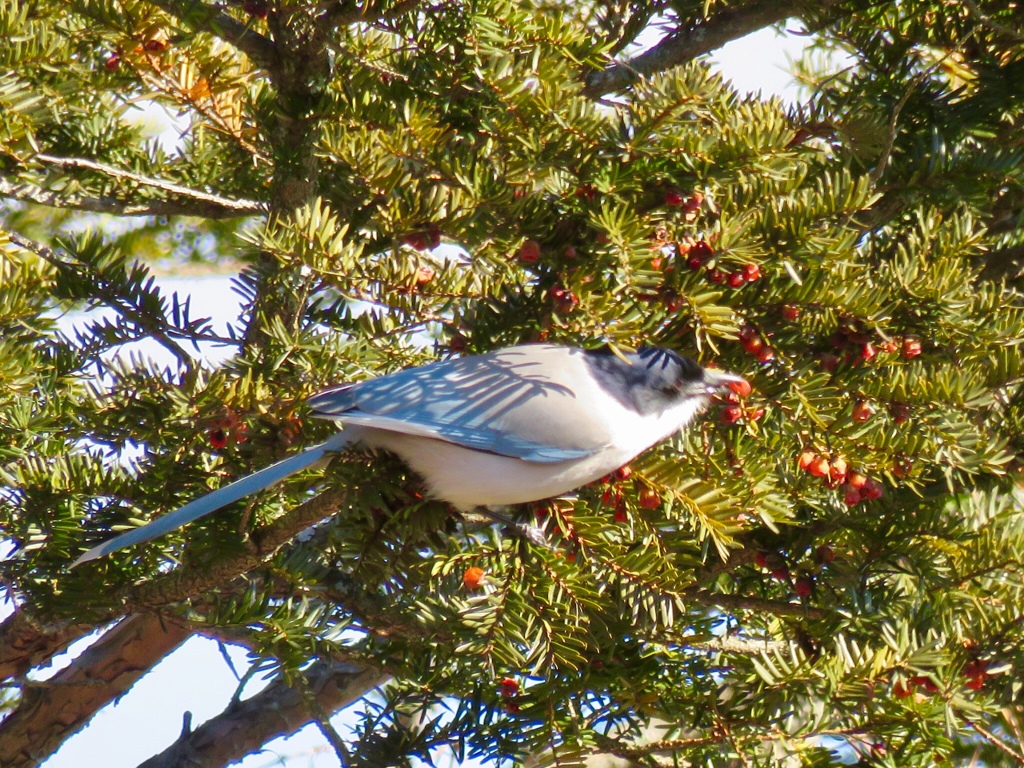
[207,410,248,450]
[818,324,923,373]
[498,677,520,713]
[797,451,884,506]
[893,657,989,698]
[718,376,764,425]
[598,465,661,521]
[738,324,776,364]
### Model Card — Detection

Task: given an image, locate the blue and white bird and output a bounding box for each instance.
[73,344,747,566]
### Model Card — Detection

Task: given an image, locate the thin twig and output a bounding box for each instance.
[0,178,258,219]
[32,153,265,215]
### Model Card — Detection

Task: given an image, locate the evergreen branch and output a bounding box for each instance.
[685,589,827,620]
[7,232,196,365]
[581,0,846,97]
[0,609,94,683]
[320,0,422,28]
[965,717,1024,764]
[146,0,277,69]
[0,613,191,768]
[682,636,789,655]
[122,487,351,612]
[961,0,1024,43]
[0,178,258,219]
[31,154,265,216]
[137,658,388,768]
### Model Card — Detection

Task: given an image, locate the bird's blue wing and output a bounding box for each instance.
[307,346,610,463]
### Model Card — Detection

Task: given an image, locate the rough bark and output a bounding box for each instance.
[0,614,190,768]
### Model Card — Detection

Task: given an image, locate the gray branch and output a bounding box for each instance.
[137,659,389,768]
[582,0,844,98]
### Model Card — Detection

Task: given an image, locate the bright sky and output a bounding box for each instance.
[26,23,813,768]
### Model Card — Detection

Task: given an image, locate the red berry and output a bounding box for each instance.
[743,263,761,281]
[707,268,726,284]
[902,336,923,358]
[601,487,622,506]
[860,342,877,361]
[829,457,848,484]
[518,240,541,263]
[499,677,519,697]
[463,566,485,589]
[638,488,661,509]
[243,0,270,17]
[104,55,121,72]
[720,404,743,425]
[563,245,577,259]
[738,324,758,342]
[755,346,775,363]
[742,335,764,355]
[650,256,664,270]
[728,379,752,398]
[781,304,800,321]
[815,544,835,564]
[893,457,913,478]
[798,451,817,471]
[209,429,228,449]
[794,576,813,598]
[402,232,428,251]
[893,680,914,699]
[843,484,863,506]
[852,400,874,422]
[551,284,578,312]
[861,478,884,500]
[755,551,771,568]
[684,192,704,211]
[691,240,713,259]
[727,271,746,288]
[664,188,684,207]
[613,504,628,523]
[144,38,168,52]
[613,465,632,481]
[878,338,899,353]
[889,402,911,423]
[808,457,831,478]
[687,255,704,270]
[449,334,467,353]
[415,265,435,284]
[911,676,938,694]
[966,675,985,691]
[748,406,765,422]
[771,566,790,581]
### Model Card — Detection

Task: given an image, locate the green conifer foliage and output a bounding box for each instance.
[1,1,1024,765]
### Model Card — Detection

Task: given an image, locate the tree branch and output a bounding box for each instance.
[685,589,828,621]
[0,179,259,219]
[582,0,846,98]
[137,658,389,768]
[120,487,352,613]
[28,153,265,216]
[0,609,94,683]
[146,0,277,70]
[0,613,191,768]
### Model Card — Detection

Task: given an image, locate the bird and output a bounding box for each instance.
[72,343,747,566]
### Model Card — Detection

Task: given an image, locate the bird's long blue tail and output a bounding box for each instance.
[71,432,352,567]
